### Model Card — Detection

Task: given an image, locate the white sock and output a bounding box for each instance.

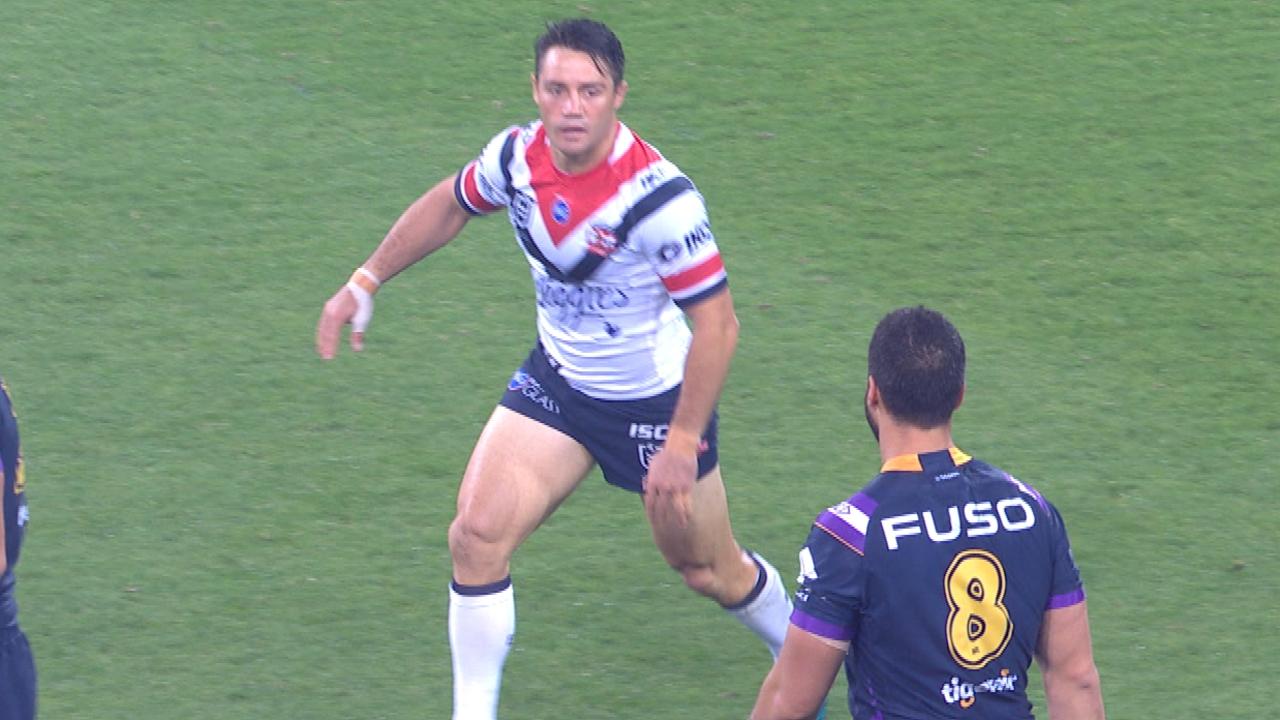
[726,552,792,660]
[449,578,515,720]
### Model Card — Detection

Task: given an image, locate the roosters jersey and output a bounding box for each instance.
[454,121,727,400]
[792,449,1085,720]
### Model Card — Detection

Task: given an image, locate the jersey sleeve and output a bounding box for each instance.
[791,511,869,644]
[1043,500,1086,610]
[453,126,519,216]
[635,188,728,308]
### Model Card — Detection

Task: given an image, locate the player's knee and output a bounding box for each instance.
[674,563,723,600]
[447,513,509,565]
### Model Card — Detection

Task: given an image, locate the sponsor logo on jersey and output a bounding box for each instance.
[535,277,631,330]
[940,670,1019,709]
[638,168,665,191]
[552,196,571,224]
[881,498,1036,550]
[682,220,713,254]
[657,241,683,263]
[586,224,621,257]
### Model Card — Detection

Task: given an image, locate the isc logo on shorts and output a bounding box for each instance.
[628,423,668,440]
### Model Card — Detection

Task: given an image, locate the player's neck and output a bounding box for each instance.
[876,422,955,464]
[551,121,620,175]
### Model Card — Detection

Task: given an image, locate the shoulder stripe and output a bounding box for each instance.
[814,492,879,554]
[1047,587,1086,610]
[815,523,866,556]
[662,254,724,293]
[454,163,499,216]
[673,278,728,309]
[790,608,855,642]
[1004,471,1050,513]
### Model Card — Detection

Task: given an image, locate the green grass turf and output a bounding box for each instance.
[2,0,1277,717]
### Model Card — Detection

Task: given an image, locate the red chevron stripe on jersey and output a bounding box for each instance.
[525,123,661,247]
[457,120,728,399]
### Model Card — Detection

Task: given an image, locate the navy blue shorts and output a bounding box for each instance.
[0,625,35,720]
[498,346,718,493]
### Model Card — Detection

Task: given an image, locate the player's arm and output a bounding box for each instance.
[0,488,7,576]
[1035,600,1106,720]
[750,624,844,720]
[643,288,737,524]
[316,174,472,358]
[667,287,737,454]
[0,403,10,576]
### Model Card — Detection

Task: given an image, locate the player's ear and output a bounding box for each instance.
[530,72,539,102]
[613,79,628,110]
[865,376,880,409]
[954,383,966,411]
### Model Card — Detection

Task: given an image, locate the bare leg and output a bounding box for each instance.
[647,467,792,657]
[448,407,594,720]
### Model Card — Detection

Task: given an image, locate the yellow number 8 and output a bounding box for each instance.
[945,549,1012,669]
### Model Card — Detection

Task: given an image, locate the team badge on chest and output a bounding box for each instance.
[587,224,621,257]
[551,196,571,224]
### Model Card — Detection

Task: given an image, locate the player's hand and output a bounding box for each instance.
[316,276,376,359]
[643,436,699,528]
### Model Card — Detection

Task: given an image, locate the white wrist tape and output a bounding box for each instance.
[346,267,381,332]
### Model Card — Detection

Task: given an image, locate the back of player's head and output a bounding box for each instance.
[535,18,625,87]
[868,306,966,428]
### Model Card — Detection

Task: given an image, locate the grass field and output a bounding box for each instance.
[2,1,1278,718]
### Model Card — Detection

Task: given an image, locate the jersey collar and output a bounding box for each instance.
[880,447,972,473]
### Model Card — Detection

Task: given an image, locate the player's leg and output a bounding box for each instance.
[0,626,37,720]
[646,467,792,659]
[447,405,594,720]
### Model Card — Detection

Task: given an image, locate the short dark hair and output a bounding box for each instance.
[534,18,625,87]
[868,306,966,428]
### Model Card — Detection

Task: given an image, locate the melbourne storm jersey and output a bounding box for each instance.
[792,448,1085,720]
[454,121,727,400]
[1,378,28,629]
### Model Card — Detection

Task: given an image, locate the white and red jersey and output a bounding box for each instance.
[454,121,729,400]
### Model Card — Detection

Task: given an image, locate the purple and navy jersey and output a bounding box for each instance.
[455,120,727,400]
[1,378,29,629]
[792,448,1084,719]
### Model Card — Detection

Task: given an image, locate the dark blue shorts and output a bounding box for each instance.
[0,625,35,720]
[498,346,718,493]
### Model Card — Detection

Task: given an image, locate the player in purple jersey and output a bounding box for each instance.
[315,19,791,720]
[751,307,1104,720]
[1,378,36,720]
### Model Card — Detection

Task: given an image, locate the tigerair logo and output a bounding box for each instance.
[940,670,1019,709]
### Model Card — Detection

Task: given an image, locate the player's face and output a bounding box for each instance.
[532,47,628,174]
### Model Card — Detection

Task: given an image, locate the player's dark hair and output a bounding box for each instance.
[535,18,625,87]
[868,306,966,428]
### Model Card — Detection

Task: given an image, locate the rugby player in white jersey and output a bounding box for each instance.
[316,18,792,720]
